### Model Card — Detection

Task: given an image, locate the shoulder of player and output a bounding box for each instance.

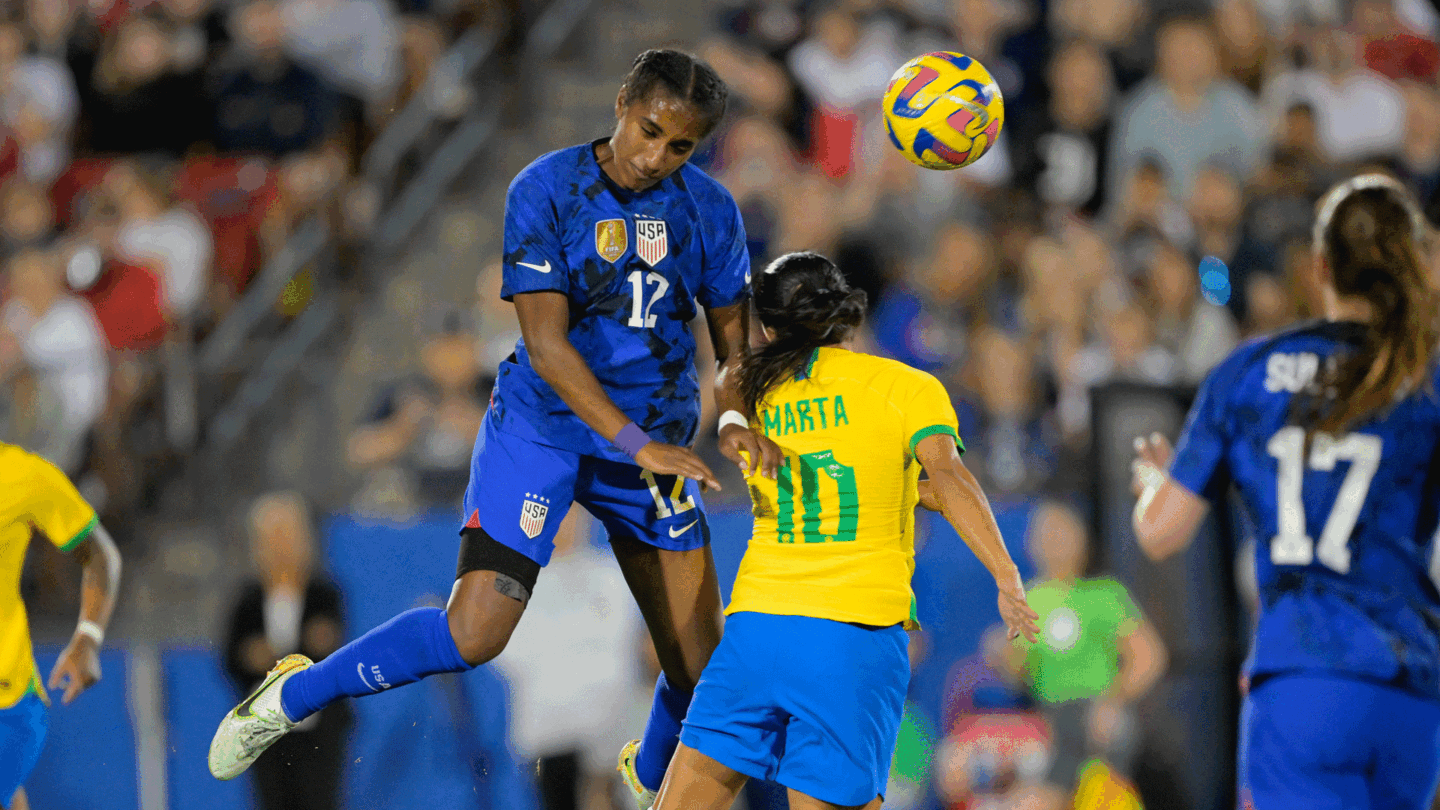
[813,350,945,408]
[674,162,739,215]
[1206,320,1332,391]
[507,144,590,196]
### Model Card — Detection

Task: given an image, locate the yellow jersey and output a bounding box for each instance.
[0,443,97,709]
[728,347,960,629]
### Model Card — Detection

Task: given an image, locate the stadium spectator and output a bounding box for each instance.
[105,160,213,322]
[1011,39,1116,217]
[0,247,107,472]
[346,305,487,507]
[207,0,340,156]
[492,508,640,810]
[958,327,1059,494]
[1186,165,1244,267]
[935,624,1058,810]
[224,490,351,810]
[0,18,78,183]
[1059,302,1177,437]
[1020,502,1166,790]
[786,3,901,178]
[1260,27,1405,164]
[0,180,58,254]
[280,0,400,109]
[1141,240,1239,384]
[82,13,209,156]
[1109,16,1266,202]
[1215,0,1271,93]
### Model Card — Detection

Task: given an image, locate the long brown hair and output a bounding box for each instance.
[1305,174,1437,434]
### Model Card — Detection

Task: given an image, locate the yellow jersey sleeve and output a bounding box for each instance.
[902,372,962,457]
[18,453,98,553]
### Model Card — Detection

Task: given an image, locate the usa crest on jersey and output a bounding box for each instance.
[635,218,668,266]
[519,494,550,539]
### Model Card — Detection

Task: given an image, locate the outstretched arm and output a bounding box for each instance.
[705,301,781,479]
[915,434,1039,643]
[514,291,719,489]
[48,524,122,705]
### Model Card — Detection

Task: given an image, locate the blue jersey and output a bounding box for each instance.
[493,141,750,462]
[1171,321,1440,697]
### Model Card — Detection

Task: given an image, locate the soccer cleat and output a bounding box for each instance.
[208,653,312,780]
[617,738,658,810]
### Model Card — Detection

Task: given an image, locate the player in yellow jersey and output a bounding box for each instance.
[648,252,1038,810]
[0,442,122,810]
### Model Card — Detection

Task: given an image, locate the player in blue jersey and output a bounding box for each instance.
[209,50,782,806]
[1130,174,1440,809]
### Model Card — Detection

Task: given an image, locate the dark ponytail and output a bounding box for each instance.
[620,49,728,137]
[1304,174,1437,434]
[737,251,867,415]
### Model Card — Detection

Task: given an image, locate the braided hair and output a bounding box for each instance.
[737,252,867,414]
[619,49,728,137]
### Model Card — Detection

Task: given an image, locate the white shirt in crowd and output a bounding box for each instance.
[494,515,643,770]
[116,208,214,319]
[2,295,108,465]
[280,0,400,105]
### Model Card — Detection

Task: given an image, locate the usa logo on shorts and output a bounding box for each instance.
[635,218,668,267]
[519,494,550,539]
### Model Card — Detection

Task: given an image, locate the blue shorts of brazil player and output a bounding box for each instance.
[461,412,709,572]
[1240,672,1440,810]
[0,689,47,807]
[680,612,909,807]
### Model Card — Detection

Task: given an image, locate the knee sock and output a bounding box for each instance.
[634,672,693,792]
[279,607,473,723]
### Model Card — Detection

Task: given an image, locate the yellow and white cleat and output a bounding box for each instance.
[617,738,659,810]
[207,653,312,779]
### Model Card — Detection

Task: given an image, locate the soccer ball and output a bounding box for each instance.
[881,51,1004,170]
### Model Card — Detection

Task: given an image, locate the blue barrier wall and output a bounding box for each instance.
[164,647,257,810]
[26,647,140,810]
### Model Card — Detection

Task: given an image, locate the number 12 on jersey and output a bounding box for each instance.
[776,449,858,544]
[1266,426,1382,574]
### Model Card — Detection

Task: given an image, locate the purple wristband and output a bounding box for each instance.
[614,422,652,459]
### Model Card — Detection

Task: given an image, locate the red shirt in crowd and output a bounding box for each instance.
[77,260,168,352]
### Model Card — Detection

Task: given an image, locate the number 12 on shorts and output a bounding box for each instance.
[776,449,858,543]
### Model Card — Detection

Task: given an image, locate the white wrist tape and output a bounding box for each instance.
[717,410,750,434]
[76,620,104,645]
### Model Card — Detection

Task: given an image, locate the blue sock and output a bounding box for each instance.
[279,607,473,722]
[634,672,692,792]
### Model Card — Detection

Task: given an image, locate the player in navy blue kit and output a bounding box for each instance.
[209,50,782,806]
[1130,174,1440,809]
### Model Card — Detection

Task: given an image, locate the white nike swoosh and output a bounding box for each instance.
[518,260,552,273]
[357,663,379,692]
[744,271,752,284]
[669,520,698,538]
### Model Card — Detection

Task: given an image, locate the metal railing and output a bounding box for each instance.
[198,0,597,457]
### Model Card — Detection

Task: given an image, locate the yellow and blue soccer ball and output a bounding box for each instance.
[881,51,1004,170]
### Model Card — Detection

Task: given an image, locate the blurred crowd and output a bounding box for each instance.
[0,0,498,531]
[11,0,1440,807]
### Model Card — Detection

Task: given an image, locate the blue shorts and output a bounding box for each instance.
[462,413,709,567]
[680,612,909,807]
[0,689,47,807]
[1239,672,1440,810]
